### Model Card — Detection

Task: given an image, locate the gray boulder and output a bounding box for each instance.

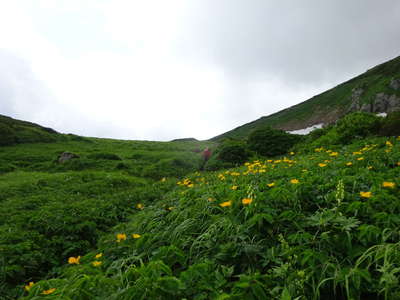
[58,152,79,163]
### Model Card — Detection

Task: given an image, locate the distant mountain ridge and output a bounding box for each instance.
[211,55,400,141]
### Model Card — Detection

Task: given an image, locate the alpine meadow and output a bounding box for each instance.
[1,55,400,300]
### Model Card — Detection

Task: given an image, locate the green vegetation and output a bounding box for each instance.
[1,111,399,299]
[247,126,302,156]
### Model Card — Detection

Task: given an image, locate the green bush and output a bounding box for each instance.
[142,156,201,179]
[0,123,16,146]
[335,112,381,144]
[380,111,400,136]
[217,140,250,164]
[247,126,302,157]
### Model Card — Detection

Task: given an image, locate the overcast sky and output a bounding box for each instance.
[1,1,399,141]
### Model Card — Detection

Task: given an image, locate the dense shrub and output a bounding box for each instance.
[217,140,250,164]
[380,110,400,136]
[335,112,381,144]
[247,126,302,157]
[0,123,16,146]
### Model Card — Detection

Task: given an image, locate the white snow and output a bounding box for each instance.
[287,123,324,135]
[376,112,387,117]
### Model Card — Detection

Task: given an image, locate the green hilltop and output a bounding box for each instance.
[211,55,400,141]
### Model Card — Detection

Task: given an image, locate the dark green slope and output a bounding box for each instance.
[0,114,60,146]
[211,55,400,141]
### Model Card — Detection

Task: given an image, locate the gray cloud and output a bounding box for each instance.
[176,0,400,85]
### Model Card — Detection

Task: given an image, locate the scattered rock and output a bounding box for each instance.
[390,78,400,90]
[58,152,79,163]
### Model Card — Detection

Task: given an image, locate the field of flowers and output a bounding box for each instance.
[0,138,213,299]
[16,135,400,299]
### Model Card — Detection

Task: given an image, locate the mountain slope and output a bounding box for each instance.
[212,55,400,141]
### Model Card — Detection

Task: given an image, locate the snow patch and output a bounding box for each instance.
[376,112,387,117]
[287,123,324,135]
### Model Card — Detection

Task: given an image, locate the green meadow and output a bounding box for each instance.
[1,112,400,299]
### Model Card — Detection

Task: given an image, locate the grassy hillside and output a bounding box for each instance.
[212,55,400,141]
[13,134,400,299]
[0,123,214,299]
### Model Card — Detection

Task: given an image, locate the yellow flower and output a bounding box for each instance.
[346,162,353,166]
[242,198,253,205]
[329,152,339,157]
[116,233,127,242]
[136,203,144,210]
[219,201,232,207]
[132,233,141,239]
[290,179,299,184]
[290,152,295,155]
[318,163,327,167]
[386,141,393,147]
[95,253,103,259]
[68,256,81,265]
[267,182,275,187]
[167,206,174,211]
[24,282,34,291]
[360,191,372,198]
[161,177,166,182]
[397,162,400,166]
[353,151,362,155]
[357,157,364,161]
[188,183,194,188]
[42,288,56,295]
[382,182,395,188]
[207,197,214,202]
[231,185,238,190]
[92,261,102,267]
[302,169,308,172]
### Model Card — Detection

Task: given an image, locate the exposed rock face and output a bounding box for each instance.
[348,85,400,114]
[390,78,400,90]
[58,152,79,163]
[374,93,400,113]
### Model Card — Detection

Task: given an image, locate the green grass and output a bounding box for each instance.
[8,134,400,300]
[0,135,214,299]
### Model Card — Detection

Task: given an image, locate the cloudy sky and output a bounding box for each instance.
[1,1,399,141]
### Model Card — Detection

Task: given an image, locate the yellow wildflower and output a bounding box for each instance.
[219,201,232,207]
[290,179,299,184]
[188,183,194,188]
[116,233,127,242]
[132,234,141,239]
[207,197,214,202]
[357,157,364,161]
[242,198,253,205]
[95,253,103,259]
[318,163,327,167]
[382,182,395,188]
[360,191,372,198]
[346,162,353,166]
[386,141,393,147]
[290,152,295,155]
[68,256,81,265]
[161,177,166,182]
[24,282,34,292]
[92,261,102,267]
[330,152,339,157]
[42,288,56,295]
[231,185,238,190]
[367,166,373,170]
[136,203,144,210]
[353,151,362,155]
[267,182,275,187]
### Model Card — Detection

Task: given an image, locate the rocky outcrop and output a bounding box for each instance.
[58,152,79,163]
[348,84,400,114]
[390,78,400,90]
